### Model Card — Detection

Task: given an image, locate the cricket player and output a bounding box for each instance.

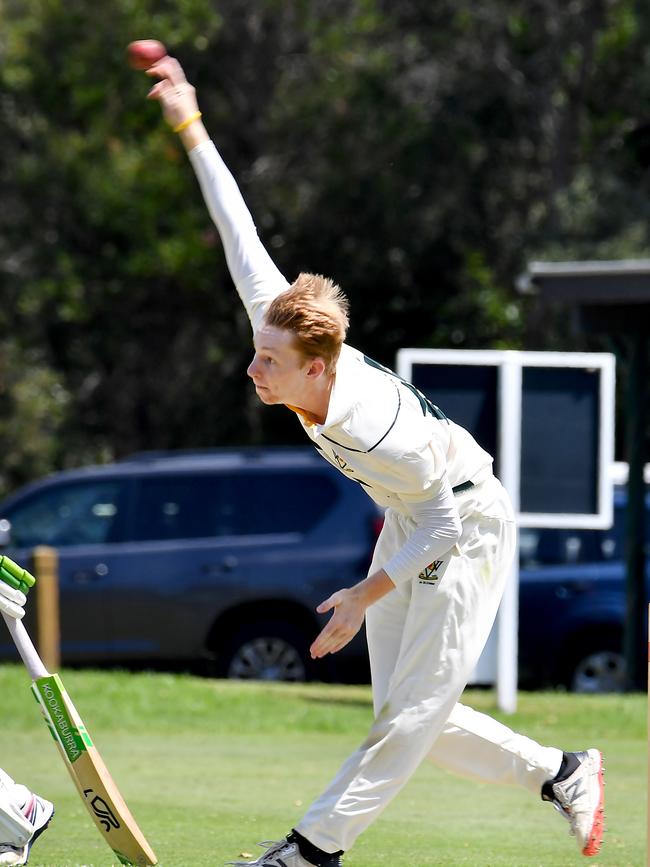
[0,584,54,866]
[144,55,605,865]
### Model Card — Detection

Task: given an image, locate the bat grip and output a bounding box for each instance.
[1,613,49,679]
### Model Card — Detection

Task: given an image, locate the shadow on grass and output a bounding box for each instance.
[302,694,373,709]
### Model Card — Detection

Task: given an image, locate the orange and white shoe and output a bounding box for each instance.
[226,833,342,867]
[543,749,605,856]
[226,839,320,867]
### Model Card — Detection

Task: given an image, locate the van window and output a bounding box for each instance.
[519,526,618,567]
[224,472,339,535]
[6,481,126,547]
[519,501,650,567]
[131,471,339,541]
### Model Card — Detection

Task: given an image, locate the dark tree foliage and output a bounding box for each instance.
[0,0,648,495]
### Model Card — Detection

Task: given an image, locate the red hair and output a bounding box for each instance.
[264,273,349,373]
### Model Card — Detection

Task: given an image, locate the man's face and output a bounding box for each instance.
[247,324,313,406]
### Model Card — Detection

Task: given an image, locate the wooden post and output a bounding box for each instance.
[32,545,60,673]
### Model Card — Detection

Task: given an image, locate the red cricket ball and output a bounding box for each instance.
[126,39,168,70]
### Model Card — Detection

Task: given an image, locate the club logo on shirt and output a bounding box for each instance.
[418,560,444,585]
[333,451,355,474]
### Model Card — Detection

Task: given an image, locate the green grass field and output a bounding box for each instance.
[0,664,645,866]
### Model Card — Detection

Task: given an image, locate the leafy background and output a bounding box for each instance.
[1,0,649,497]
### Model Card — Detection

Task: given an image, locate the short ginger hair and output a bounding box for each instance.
[264,272,350,373]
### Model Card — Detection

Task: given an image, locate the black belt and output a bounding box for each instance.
[452,480,475,495]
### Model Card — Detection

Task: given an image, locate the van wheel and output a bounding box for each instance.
[563,629,626,693]
[570,649,626,693]
[217,621,312,682]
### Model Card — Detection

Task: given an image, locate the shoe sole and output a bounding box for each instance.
[582,751,604,857]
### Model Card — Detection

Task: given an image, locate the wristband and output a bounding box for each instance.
[173,111,202,134]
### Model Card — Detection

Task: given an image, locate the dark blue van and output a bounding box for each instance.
[518,485,649,692]
[0,449,381,682]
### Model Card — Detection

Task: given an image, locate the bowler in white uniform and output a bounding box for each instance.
[144,54,606,866]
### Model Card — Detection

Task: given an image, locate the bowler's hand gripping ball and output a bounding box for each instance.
[126,39,168,70]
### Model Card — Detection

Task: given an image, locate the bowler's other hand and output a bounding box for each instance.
[145,55,199,129]
[310,588,366,658]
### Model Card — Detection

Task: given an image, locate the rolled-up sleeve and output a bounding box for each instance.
[382,476,462,585]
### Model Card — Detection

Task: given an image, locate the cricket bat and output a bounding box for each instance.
[1,594,158,866]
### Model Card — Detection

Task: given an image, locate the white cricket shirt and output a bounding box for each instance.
[189,141,494,585]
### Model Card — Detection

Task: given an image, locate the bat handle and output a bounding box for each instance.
[1,613,49,680]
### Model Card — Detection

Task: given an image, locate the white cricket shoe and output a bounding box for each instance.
[226,839,320,867]
[544,749,604,856]
[0,792,54,866]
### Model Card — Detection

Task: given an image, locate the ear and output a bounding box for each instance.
[306,357,327,379]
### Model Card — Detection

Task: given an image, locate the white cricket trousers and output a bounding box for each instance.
[296,476,563,853]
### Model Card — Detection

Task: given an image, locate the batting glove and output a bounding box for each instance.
[0,556,35,620]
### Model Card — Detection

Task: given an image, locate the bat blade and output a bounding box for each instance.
[32,673,158,866]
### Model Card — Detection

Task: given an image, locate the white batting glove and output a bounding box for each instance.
[0,555,35,620]
[0,582,26,619]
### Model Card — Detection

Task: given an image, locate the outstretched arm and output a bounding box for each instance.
[146,56,290,332]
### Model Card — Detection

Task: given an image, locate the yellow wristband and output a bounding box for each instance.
[173,111,202,134]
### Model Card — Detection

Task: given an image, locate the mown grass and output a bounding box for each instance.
[0,664,644,866]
